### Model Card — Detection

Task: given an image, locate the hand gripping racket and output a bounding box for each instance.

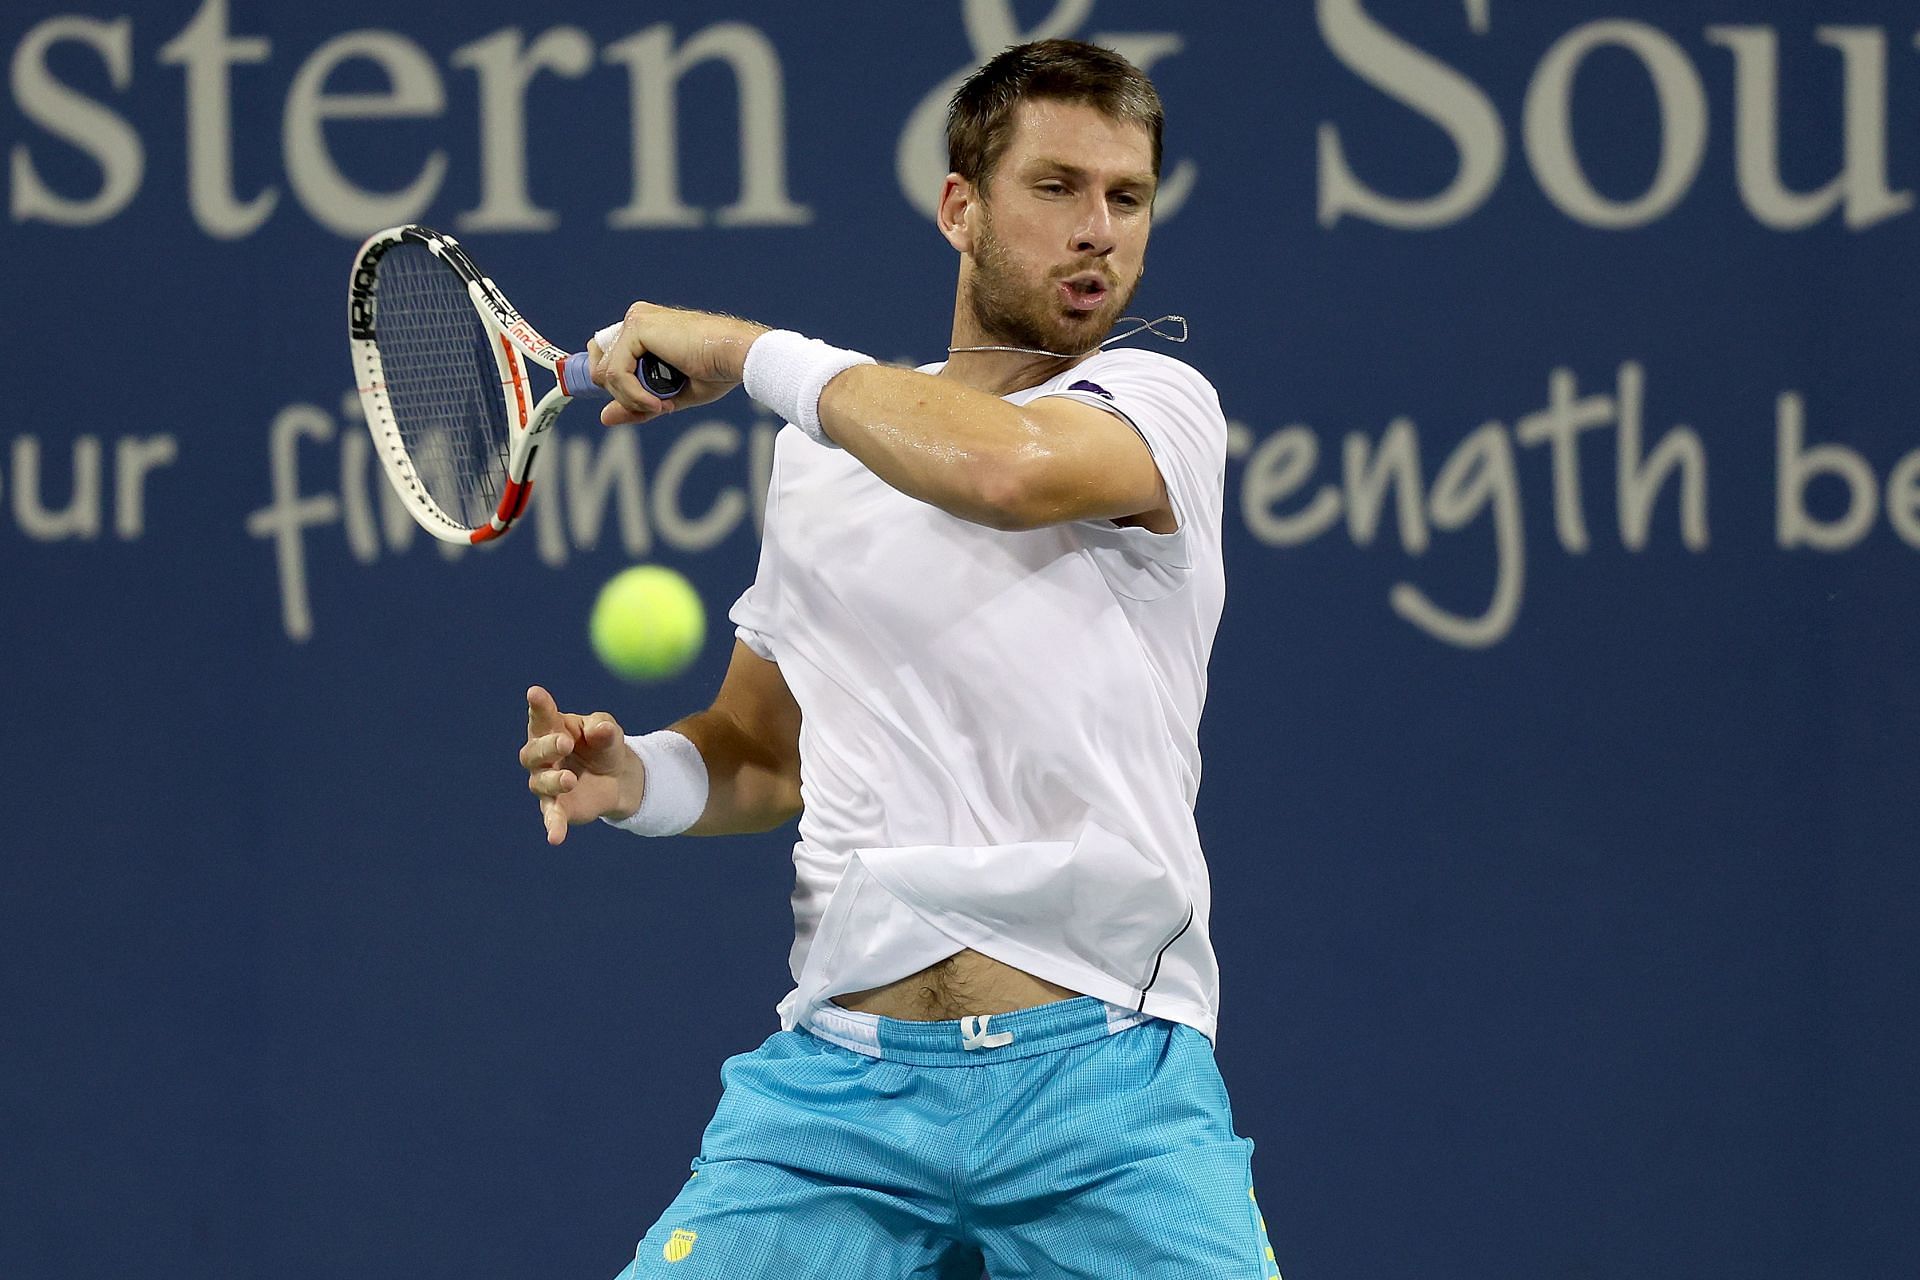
[347,224,686,544]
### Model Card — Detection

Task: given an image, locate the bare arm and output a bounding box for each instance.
[521,640,802,844]
[589,306,1172,534]
[815,364,1173,533]
[670,639,804,836]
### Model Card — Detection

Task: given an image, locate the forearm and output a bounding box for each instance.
[602,313,1147,530]
[814,364,1054,529]
[668,707,803,836]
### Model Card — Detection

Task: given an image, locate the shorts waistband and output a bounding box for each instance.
[799,995,1154,1065]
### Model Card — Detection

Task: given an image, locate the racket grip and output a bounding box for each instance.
[561,350,688,400]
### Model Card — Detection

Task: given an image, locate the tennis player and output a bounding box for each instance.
[520,39,1277,1279]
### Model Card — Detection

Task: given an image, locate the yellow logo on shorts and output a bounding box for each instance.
[663,1229,697,1263]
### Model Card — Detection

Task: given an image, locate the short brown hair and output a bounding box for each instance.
[946,39,1164,191]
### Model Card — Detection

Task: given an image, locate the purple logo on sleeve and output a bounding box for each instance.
[1068,379,1114,400]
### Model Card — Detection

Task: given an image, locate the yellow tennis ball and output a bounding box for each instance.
[589,565,706,682]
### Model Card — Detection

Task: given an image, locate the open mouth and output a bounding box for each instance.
[1060,275,1110,313]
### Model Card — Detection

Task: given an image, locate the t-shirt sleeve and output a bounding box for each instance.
[1031,351,1227,600]
[727,440,785,662]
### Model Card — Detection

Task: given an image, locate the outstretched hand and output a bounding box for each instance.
[521,685,642,845]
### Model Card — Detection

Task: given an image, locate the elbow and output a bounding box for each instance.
[765,742,805,827]
[773,763,804,826]
[775,792,805,828]
[733,761,803,834]
[969,451,1055,531]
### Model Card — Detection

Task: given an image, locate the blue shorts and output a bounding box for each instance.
[611,997,1280,1279]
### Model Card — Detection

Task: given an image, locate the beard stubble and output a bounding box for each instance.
[965,209,1141,356]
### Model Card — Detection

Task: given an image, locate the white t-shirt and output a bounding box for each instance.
[730,346,1230,1040]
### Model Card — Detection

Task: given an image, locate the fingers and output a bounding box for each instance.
[527,765,577,798]
[519,730,575,771]
[521,721,621,778]
[595,310,674,422]
[575,717,624,768]
[528,687,591,743]
[526,685,560,733]
[534,767,579,846]
[598,378,670,425]
[591,321,625,357]
[528,686,581,845]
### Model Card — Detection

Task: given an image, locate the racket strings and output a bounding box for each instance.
[374,243,512,529]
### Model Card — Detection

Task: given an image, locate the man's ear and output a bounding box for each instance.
[937,174,976,254]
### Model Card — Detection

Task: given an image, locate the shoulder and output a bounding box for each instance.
[1058,349,1223,416]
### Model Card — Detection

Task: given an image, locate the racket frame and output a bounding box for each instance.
[349,223,592,545]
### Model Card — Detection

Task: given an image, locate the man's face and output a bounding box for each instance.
[962,99,1156,355]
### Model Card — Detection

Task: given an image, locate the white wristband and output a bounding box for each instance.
[743,329,875,447]
[600,730,709,837]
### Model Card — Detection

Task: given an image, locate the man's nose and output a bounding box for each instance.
[1072,197,1116,256]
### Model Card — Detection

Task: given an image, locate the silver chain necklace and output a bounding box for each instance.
[947,314,1189,359]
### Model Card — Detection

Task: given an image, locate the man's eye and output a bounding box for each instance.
[1039,182,1069,195]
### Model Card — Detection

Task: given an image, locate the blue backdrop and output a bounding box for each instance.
[5,2,1917,1277]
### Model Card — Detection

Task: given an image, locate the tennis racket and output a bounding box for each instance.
[347,223,686,545]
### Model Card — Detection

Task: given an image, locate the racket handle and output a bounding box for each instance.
[561,350,688,400]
